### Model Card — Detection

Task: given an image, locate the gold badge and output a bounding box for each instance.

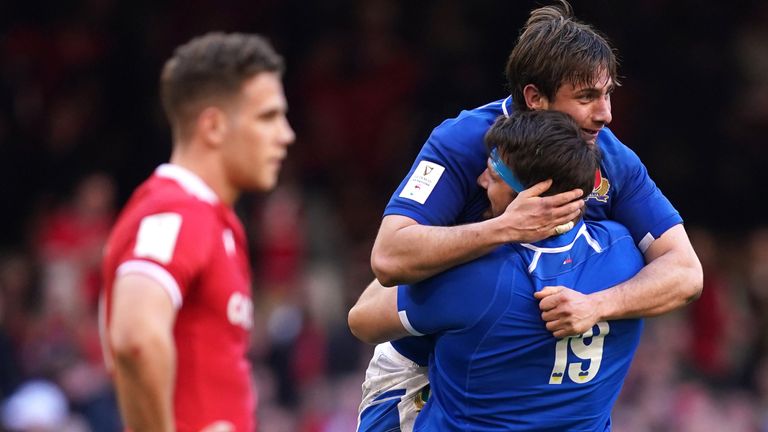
[414,384,431,411]
[588,168,610,203]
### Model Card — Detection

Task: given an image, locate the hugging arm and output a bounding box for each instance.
[536,224,702,338]
[348,280,409,344]
[372,180,584,286]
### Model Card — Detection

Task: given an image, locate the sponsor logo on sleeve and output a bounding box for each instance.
[134,213,182,264]
[398,161,446,204]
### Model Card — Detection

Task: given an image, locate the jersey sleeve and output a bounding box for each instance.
[112,202,216,308]
[601,130,683,251]
[396,255,506,335]
[383,116,490,226]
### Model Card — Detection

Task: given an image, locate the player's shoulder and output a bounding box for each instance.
[586,219,631,238]
[425,245,522,288]
[436,98,506,130]
[114,174,221,243]
[596,127,640,160]
[429,98,507,145]
[106,175,221,267]
[584,220,645,269]
[133,176,216,220]
[405,247,524,323]
[584,220,637,253]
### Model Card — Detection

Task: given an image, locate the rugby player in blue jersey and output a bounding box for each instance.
[354,1,702,431]
[351,109,645,431]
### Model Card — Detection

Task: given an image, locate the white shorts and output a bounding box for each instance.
[357,342,430,432]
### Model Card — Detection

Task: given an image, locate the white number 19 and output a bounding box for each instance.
[549,321,610,384]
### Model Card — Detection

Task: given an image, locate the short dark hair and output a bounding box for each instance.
[485,110,600,198]
[160,32,284,136]
[505,0,620,111]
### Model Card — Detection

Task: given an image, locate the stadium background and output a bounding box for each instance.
[1,0,767,430]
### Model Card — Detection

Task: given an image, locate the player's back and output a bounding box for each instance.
[417,220,644,431]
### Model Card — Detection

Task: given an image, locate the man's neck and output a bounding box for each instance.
[169,147,237,206]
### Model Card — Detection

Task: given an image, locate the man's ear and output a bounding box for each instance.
[523,84,549,110]
[196,106,228,148]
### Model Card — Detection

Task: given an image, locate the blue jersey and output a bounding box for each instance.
[387,96,681,366]
[385,97,681,245]
[397,220,644,431]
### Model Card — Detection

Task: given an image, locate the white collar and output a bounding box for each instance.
[519,224,603,274]
[502,96,511,118]
[155,164,218,205]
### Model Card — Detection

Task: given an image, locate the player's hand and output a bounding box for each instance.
[498,179,584,243]
[199,421,235,432]
[534,286,600,338]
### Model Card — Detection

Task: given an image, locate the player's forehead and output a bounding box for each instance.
[486,157,498,176]
[224,71,286,117]
[561,68,614,94]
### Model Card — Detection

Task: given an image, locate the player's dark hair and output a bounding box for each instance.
[160,32,284,137]
[485,110,600,198]
[505,0,620,111]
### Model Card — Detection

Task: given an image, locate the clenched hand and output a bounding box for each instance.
[534,285,601,338]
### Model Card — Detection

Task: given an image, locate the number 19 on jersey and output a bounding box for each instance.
[549,321,610,385]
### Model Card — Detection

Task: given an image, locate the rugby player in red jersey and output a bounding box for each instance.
[101,32,294,432]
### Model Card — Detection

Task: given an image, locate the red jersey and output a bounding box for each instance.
[101,164,255,431]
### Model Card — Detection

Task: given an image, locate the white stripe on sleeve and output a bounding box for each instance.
[638,232,655,254]
[116,260,183,309]
[398,310,425,336]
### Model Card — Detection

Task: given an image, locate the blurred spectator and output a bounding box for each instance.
[2,173,121,431]
[1,379,89,432]
[0,253,30,400]
[254,184,306,298]
[36,172,115,312]
[745,228,768,387]
[687,227,731,381]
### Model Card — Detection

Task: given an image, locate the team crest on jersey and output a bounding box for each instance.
[587,168,610,203]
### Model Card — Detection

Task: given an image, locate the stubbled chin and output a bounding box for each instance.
[581,129,600,144]
[583,135,598,146]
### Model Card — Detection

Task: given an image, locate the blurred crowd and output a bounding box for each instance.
[1,0,768,431]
